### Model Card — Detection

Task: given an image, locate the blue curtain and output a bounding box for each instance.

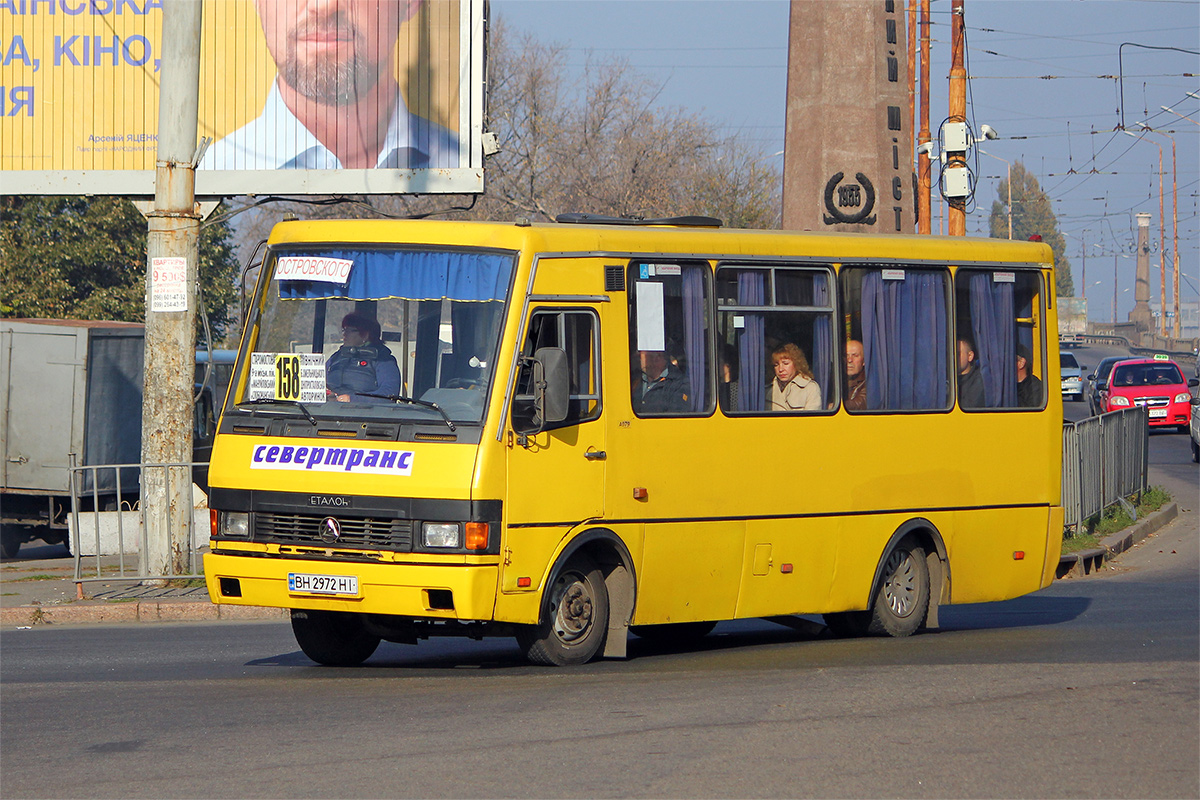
[277,249,513,302]
[738,272,766,412]
[968,272,1016,407]
[682,267,708,412]
[862,270,948,410]
[812,273,832,407]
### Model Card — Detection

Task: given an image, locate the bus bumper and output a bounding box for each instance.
[203,552,499,621]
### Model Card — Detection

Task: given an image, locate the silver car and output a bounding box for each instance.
[1060,351,1085,402]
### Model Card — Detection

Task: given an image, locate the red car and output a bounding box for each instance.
[1101,357,1198,430]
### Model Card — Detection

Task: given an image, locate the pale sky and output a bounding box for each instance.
[495,0,1200,325]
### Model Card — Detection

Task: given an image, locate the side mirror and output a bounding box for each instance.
[1188,378,1199,388]
[1086,374,1096,381]
[533,347,569,426]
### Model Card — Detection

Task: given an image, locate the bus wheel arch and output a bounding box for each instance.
[824,519,949,638]
[517,528,636,665]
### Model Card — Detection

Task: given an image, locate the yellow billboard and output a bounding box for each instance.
[0,0,484,195]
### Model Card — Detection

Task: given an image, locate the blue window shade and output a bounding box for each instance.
[862,269,949,410]
[277,250,514,302]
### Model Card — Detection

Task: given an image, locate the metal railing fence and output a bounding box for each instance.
[1061,406,1149,531]
[69,457,208,583]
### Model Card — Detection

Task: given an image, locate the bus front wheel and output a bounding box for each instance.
[291,610,381,667]
[516,555,609,666]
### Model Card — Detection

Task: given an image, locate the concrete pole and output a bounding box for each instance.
[1156,144,1166,337]
[917,0,931,234]
[142,0,202,578]
[1129,212,1153,337]
[1171,138,1180,338]
[947,0,966,236]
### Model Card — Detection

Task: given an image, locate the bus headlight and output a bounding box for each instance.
[219,511,250,538]
[1174,392,1191,403]
[422,522,462,548]
[1109,396,1131,407]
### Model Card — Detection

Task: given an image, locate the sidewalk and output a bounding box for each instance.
[1,501,1182,629]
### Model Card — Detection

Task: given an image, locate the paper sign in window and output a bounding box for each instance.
[635,282,666,351]
[274,256,354,285]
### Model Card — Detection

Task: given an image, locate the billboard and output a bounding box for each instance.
[0,0,484,196]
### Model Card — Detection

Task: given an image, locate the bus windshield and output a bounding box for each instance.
[236,246,515,425]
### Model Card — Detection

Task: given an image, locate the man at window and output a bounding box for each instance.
[845,339,867,411]
[957,337,985,409]
[1016,344,1043,407]
[634,350,689,413]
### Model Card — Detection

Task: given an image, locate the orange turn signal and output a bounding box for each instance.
[210,509,218,538]
[465,522,489,551]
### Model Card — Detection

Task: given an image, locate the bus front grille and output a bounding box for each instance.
[254,512,414,551]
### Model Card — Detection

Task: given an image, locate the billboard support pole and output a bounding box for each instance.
[141,0,203,579]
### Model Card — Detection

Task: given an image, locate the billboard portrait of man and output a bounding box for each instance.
[201,0,460,172]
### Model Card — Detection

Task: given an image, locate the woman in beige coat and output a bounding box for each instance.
[769,343,821,411]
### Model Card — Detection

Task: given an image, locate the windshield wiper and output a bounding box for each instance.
[239,398,319,427]
[359,393,456,432]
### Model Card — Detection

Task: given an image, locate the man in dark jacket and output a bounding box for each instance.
[633,350,689,414]
[326,313,401,402]
[1016,343,1043,407]
[957,337,985,409]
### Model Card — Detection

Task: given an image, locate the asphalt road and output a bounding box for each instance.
[3,519,1197,799]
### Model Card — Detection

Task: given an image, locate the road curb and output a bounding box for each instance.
[0,600,288,628]
[1056,501,1179,579]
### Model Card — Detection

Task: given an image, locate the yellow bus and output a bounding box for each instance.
[204,215,1063,666]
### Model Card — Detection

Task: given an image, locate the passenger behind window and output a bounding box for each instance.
[845,338,867,411]
[957,337,985,409]
[634,349,690,414]
[1016,344,1042,407]
[769,343,821,411]
[326,312,401,402]
[719,343,740,411]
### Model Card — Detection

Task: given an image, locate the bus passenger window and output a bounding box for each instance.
[715,265,836,414]
[839,267,951,411]
[954,270,1045,410]
[512,310,601,431]
[629,261,713,417]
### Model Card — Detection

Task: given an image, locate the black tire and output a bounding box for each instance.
[291,610,381,667]
[1191,437,1199,463]
[516,555,609,666]
[822,610,871,638]
[866,541,930,637]
[630,621,716,645]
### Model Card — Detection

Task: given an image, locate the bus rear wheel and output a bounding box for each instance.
[291,610,381,667]
[824,540,930,638]
[867,542,930,637]
[516,555,609,666]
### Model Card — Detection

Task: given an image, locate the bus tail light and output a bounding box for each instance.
[465,522,489,550]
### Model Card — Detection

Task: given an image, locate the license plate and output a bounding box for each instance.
[288,572,359,596]
[1148,408,1168,419]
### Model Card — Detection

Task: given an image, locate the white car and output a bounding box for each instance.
[1060,351,1085,402]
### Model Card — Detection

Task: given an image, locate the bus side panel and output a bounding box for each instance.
[633,520,743,625]
[733,516,842,619]
[946,506,1051,604]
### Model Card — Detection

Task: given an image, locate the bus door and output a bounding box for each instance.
[504,306,606,559]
